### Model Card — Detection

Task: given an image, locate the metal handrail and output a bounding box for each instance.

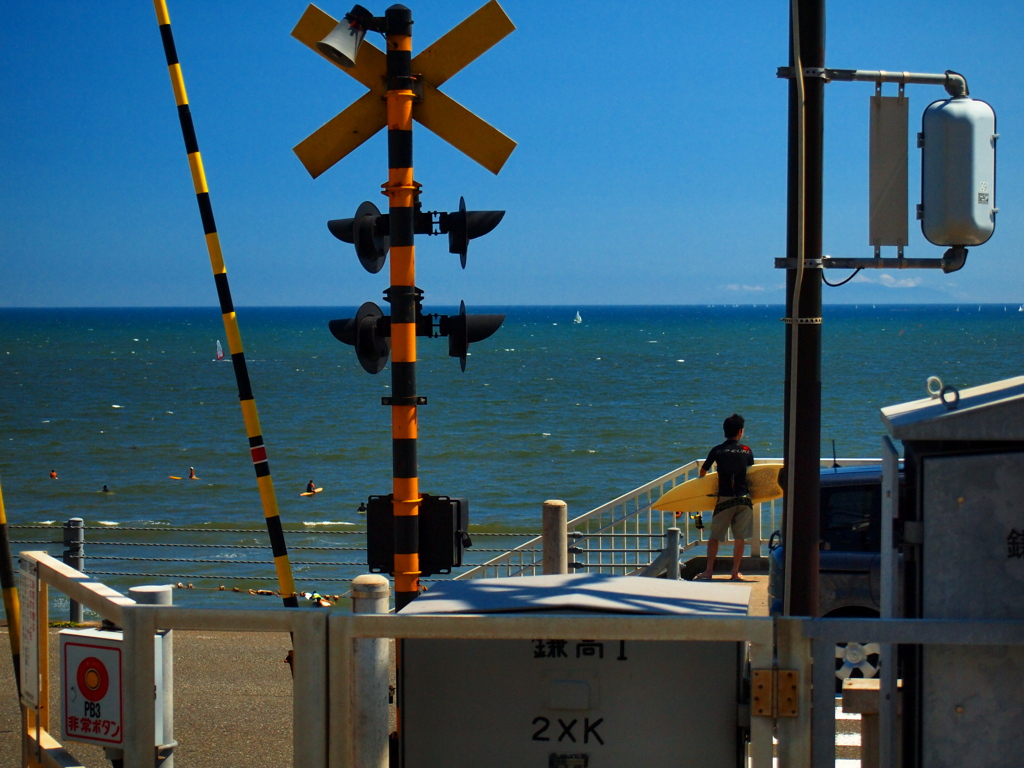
[457,457,884,579]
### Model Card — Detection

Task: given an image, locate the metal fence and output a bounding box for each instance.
[6,523,535,612]
[17,550,1024,768]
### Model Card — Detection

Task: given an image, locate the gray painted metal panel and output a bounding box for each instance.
[403,638,742,768]
[920,452,1024,766]
[401,574,749,768]
[869,95,909,247]
[922,453,1024,620]
[922,645,1024,767]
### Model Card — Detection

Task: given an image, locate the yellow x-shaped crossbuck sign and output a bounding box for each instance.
[292,1,517,178]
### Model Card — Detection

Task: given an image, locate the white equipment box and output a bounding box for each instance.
[60,628,164,748]
[398,573,752,768]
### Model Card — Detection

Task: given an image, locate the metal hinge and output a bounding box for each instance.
[751,669,799,718]
[902,520,923,545]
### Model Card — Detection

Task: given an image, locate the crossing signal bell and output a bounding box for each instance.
[315,5,376,68]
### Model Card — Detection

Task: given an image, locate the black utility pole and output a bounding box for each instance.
[782,0,824,617]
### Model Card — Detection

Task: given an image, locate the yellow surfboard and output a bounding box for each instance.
[652,463,784,513]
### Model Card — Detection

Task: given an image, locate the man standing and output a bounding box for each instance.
[695,413,753,581]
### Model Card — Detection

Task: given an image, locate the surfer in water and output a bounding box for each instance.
[50,469,58,479]
[306,480,316,494]
[695,413,753,581]
[188,466,197,480]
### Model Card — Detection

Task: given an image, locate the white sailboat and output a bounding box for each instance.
[214,340,225,361]
[573,311,582,324]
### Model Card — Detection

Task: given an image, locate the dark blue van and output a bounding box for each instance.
[768,465,903,687]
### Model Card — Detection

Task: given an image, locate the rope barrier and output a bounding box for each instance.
[10,525,538,536]
[14,540,524,552]
[8,523,547,595]
[86,571,364,582]
[83,557,371,566]
[13,541,367,551]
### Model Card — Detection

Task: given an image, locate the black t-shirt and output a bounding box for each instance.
[702,439,755,497]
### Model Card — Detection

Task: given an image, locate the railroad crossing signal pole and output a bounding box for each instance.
[292,2,515,609]
[381,5,423,609]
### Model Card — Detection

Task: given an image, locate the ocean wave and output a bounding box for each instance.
[302,521,357,527]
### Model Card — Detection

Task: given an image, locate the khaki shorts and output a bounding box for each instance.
[709,496,753,541]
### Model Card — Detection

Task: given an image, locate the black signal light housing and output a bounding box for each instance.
[438,301,505,371]
[365,493,472,576]
[329,301,391,373]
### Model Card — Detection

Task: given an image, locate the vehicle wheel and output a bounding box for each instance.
[835,641,881,692]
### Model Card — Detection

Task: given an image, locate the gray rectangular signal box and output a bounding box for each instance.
[397,573,752,768]
[882,376,1024,768]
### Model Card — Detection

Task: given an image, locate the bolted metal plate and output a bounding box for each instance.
[751,670,773,717]
[777,670,799,717]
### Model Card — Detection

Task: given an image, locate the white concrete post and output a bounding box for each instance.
[121,604,156,768]
[128,585,174,768]
[351,575,391,768]
[666,528,681,580]
[542,500,568,575]
[293,611,329,767]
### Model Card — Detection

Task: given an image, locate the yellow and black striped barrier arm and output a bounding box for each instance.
[384,6,421,611]
[153,0,298,608]
[0,481,21,695]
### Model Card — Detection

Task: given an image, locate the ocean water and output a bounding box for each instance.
[1,304,1022,611]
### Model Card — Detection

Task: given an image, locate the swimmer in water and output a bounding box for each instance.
[50,469,58,479]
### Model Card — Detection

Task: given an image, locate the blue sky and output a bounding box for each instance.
[1,0,1021,307]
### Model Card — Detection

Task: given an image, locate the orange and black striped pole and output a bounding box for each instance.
[0,481,21,695]
[153,0,298,608]
[382,5,422,610]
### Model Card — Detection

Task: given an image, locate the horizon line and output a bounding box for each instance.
[0,301,1017,311]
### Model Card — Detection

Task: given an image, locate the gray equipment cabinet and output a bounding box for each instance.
[397,572,752,768]
[881,376,1024,768]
